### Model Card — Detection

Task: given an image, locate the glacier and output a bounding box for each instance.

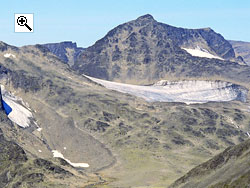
[85,76,248,104]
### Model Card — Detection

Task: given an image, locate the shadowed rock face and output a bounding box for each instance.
[0,41,19,52]
[229,40,250,65]
[42,41,84,66]
[73,14,244,84]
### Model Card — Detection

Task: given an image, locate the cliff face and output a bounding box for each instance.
[42,41,84,66]
[229,40,250,65]
[73,14,244,84]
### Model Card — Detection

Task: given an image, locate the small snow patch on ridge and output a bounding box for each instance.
[4,53,16,58]
[52,150,89,168]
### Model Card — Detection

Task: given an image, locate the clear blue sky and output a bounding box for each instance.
[1,0,249,47]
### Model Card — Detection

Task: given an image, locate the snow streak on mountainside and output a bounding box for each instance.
[85,76,248,104]
[52,150,89,168]
[1,85,33,128]
[182,47,224,60]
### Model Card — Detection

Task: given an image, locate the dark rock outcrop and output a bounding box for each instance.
[229,40,250,65]
[42,41,84,66]
[0,41,19,52]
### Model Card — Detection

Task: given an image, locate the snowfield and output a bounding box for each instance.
[1,85,33,128]
[182,47,223,60]
[52,150,89,168]
[85,76,248,104]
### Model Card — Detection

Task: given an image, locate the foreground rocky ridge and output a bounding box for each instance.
[170,138,250,188]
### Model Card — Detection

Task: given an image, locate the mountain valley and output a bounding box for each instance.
[0,14,250,188]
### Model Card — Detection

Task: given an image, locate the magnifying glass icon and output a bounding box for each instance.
[17,16,32,31]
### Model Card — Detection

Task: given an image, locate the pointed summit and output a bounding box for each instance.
[136,14,154,20]
[133,14,155,26]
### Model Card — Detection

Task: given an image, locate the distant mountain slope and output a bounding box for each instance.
[42,41,84,66]
[73,14,245,84]
[170,138,250,188]
[229,40,250,65]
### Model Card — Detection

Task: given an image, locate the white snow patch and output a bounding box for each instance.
[52,150,89,168]
[1,85,33,128]
[38,150,42,153]
[247,132,250,138]
[64,147,67,150]
[4,53,16,58]
[85,76,247,104]
[226,116,239,129]
[182,47,223,60]
[37,127,42,132]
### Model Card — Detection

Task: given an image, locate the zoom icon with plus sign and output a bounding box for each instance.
[15,14,34,33]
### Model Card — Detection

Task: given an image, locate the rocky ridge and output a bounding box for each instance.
[170,138,250,188]
[229,40,250,65]
[42,41,84,66]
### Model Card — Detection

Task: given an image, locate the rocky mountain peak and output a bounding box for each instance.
[132,14,156,27]
[136,14,155,21]
[73,14,243,83]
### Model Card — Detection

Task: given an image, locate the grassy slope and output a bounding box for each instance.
[170,139,250,188]
[0,111,100,188]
